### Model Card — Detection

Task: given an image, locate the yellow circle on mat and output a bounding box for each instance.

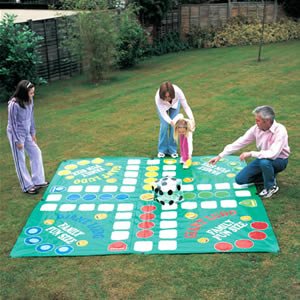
[77,160,90,166]
[163,159,177,165]
[146,166,159,171]
[145,171,158,178]
[105,162,113,166]
[227,173,236,178]
[44,219,55,225]
[185,212,198,219]
[106,178,117,183]
[92,158,104,164]
[198,237,209,243]
[143,184,153,191]
[144,177,156,184]
[64,164,78,170]
[183,177,194,183]
[76,240,88,247]
[192,161,200,166]
[140,193,154,201]
[65,175,74,180]
[58,170,71,176]
[240,215,252,221]
[95,213,108,220]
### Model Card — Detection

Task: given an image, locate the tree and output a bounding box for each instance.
[59,0,118,82]
[0,14,43,102]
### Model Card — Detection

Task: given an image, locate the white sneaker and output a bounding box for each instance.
[157,152,165,158]
[263,185,279,198]
[259,189,268,197]
[170,153,178,158]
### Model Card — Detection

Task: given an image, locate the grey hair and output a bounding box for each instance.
[252,106,275,120]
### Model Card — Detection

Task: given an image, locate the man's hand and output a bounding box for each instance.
[16,143,23,150]
[32,135,37,143]
[208,155,221,165]
[240,152,251,161]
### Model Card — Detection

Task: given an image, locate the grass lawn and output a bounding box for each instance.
[0,40,299,299]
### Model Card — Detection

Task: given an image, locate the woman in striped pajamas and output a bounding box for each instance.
[7,80,48,194]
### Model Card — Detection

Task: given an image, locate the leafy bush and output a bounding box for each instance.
[116,6,148,68]
[150,31,190,56]
[59,1,118,82]
[0,14,44,102]
[186,16,300,49]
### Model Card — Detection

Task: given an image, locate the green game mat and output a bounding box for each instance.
[10,156,279,257]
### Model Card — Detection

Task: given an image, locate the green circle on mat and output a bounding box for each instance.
[198,191,213,198]
[215,191,230,198]
[184,192,196,200]
[234,166,243,171]
[202,157,211,162]
[229,161,239,166]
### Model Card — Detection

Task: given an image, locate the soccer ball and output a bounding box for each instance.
[152,176,184,205]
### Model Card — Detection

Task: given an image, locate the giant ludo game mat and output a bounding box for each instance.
[11,156,279,257]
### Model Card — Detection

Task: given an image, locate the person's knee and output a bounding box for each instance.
[235,173,247,185]
[258,159,271,168]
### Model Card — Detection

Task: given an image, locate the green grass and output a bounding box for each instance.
[1,41,299,299]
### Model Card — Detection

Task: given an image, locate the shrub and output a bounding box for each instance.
[116,6,148,68]
[0,14,44,102]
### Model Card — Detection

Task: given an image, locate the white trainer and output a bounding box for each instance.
[170,153,178,158]
[263,185,279,198]
[157,152,165,158]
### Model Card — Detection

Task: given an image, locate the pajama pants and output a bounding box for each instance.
[180,135,190,162]
[7,132,45,192]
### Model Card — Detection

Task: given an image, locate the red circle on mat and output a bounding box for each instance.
[251,221,268,230]
[138,221,155,229]
[136,230,154,238]
[235,239,254,249]
[214,242,233,252]
[108,241,128,251]
[141,205,156,213]
[249,231,267,240]
[140,213,155,220]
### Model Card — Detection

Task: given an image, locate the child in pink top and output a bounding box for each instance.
[173,114,194,169]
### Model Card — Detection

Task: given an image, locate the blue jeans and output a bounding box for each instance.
[157,104,181,154]
[235,158,288,189]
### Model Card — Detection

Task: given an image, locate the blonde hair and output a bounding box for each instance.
[173,118,192,143]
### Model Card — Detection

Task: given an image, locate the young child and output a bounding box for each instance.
[7,80,48,194]
[173,113,194,169]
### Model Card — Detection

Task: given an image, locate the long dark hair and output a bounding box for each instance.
[159,81,175,100]
[11,80,34,108]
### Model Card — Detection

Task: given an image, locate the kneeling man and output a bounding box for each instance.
[209,106,290,198]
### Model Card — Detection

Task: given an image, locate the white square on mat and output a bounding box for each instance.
[127,159,141,164]
[85,185,100,193]
[97,204,114,211]
[40,204,58,211]
[120,186,135,193]
[197,184,212,191]
[134,241,153,252]
[67,185,83,192]
[126,165,140,171]
[124,171,139,178]
[117,203,134,211]
[182,184,194,191]
[160,220,177,229]
[113,221,131,230]
[201,201,217,209]
[160,211,177,219]
[163,165,176,170]
[181,202,197,210]
[46,194,62,201]
[221,200,237,208]
[79,204,95,211]
[122,178,137,185]
[147,159,160,165]
[215,183,230,190]
[162,171,176,177]
[159,229,177,239]
[162,203,178,210]
[111,231,130,240]
[235,190,251,197]
[102,185,118,193]
[59,204,77,212]
[158,240,177,251]
[115,212,133,220]
[232,182,249,189]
